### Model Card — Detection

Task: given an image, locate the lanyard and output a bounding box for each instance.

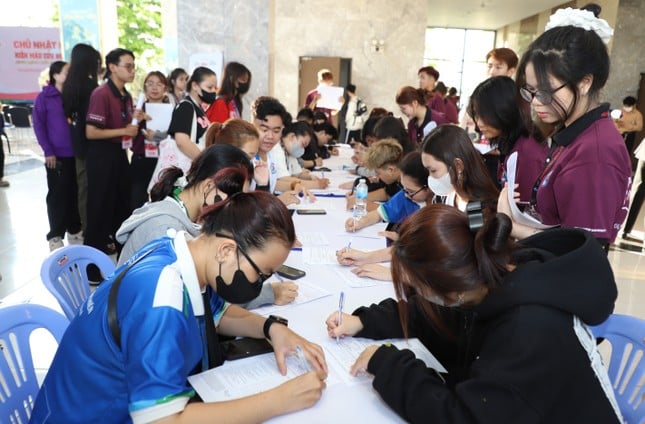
[530,144,565,206]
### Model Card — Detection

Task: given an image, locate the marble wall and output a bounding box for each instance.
[493,0,641,108]
[603,0,645,107]
[174,1,427,119]
[271,0,428,116]
[175,0,269,119]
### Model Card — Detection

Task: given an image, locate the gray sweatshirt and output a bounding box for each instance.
[115,197,275,308]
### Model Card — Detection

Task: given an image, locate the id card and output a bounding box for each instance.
[144,139,159,158]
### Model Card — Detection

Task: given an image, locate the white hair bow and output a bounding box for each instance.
[545,7,614,45]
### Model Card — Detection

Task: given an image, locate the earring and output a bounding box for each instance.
[456,292,465,306]
[202,191,208,208]
[457,171,464,186]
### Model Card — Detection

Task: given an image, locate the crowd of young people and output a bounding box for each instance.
[30,3,630,422]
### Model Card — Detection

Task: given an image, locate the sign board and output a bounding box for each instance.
[0,27,62,101]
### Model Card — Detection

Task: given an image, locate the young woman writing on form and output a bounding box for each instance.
[327,204,622,423]
[32,191,327,423]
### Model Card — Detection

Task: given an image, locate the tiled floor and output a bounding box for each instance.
[1,129,644,322]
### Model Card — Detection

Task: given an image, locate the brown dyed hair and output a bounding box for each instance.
[364,138,403,169]
[205,118,259,148]
[486,48,519,70]
[395,86,427,106]
[391,204,513,337]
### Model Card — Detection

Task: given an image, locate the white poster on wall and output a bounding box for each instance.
[188,51,224,80]
[0,27,62,100]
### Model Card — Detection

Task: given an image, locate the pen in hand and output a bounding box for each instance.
[336,291,345,343]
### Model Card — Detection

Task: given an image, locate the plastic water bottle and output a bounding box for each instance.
[354,178,368,221]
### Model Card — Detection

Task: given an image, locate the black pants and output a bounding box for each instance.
[624,160,645,234]
[85,141,132,254]
[0,137,5,179]
[130,155,157,210]
[45,157,81,240]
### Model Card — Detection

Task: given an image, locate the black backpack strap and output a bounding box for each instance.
[108,248,157,350]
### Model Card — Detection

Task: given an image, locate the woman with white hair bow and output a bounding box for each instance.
[498,3,631,253]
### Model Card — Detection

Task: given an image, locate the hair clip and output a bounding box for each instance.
[466,201,484,233]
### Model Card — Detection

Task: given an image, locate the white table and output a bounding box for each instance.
[263,196,404,423]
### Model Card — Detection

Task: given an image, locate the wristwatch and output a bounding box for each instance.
[263,315,288,340]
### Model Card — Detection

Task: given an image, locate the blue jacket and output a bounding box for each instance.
[33,84,74,157]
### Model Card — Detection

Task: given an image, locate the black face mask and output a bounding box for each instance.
[199,90,217,104]
[215,254,264,304]
[237,82,250,94]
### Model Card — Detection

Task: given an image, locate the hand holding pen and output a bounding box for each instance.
[325,306,363,340]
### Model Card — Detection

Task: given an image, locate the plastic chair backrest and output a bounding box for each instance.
[590,314,645,424]
[40,245,116,320]
[0,304,68,423]
[6,107,31,128]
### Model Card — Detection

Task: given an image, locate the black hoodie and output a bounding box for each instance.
[354,228,622,423]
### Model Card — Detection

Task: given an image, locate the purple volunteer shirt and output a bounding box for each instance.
[534,104,632,243]
[86,79,133,143]
[504,135,549,202]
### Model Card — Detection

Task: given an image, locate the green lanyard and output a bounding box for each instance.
[172,187,190,218]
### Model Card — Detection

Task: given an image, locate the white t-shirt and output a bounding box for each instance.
[264,143,290,193]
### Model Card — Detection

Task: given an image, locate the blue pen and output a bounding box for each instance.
[336,291,345,343]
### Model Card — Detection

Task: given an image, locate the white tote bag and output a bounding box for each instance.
[147,101,197,192]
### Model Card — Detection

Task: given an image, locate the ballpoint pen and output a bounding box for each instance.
[296,345,311,372]
[336,291,345,343]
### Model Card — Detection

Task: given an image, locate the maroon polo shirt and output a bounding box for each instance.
[534,104,632,243]
[407,106,450,145]
[86,79,133,143]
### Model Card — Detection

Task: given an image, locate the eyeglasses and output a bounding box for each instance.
[118,63,136,71]
[403,186,427,199]
[519,82,567,105]
[215,232,272,283]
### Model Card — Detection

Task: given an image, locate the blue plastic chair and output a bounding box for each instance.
[40,245,116,320]
[0,304,68,423]
[590,314,645,424]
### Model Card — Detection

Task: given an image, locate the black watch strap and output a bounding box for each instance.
[263,315,288,340]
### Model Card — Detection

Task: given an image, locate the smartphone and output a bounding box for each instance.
[221,337,273,361]
[276,264,306,280]
[296,209,327,215]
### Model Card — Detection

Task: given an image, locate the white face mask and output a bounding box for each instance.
[427,173,453,196]
[289,142,305,158]
[623,106,634,113]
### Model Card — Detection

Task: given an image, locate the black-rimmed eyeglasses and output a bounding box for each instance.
[519,82,567,105]
[403,186,427,199]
